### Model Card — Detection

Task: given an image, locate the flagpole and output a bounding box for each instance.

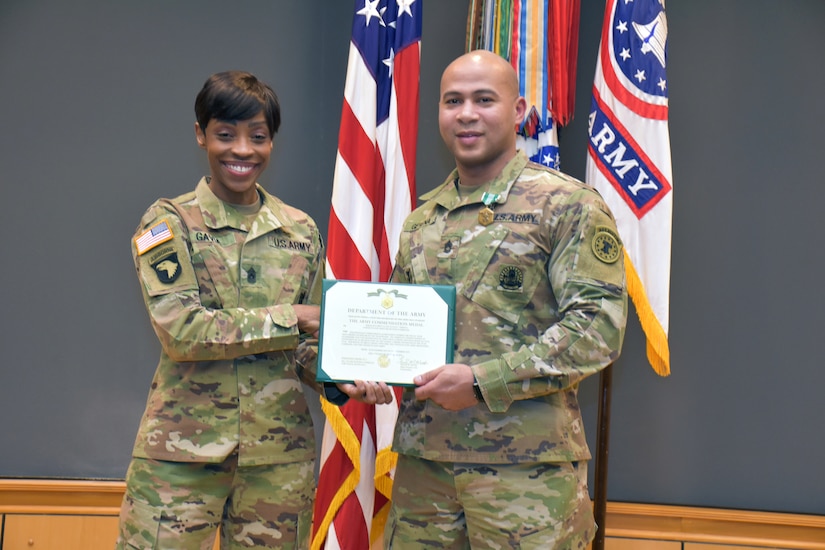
[592,362,613,550]
[588,0,675,539]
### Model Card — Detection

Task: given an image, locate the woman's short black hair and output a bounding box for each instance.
[194,71,281,137]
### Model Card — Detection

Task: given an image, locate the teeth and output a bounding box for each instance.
[226,163,253,173]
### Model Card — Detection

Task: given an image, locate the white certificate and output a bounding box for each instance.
[316,280,456,386]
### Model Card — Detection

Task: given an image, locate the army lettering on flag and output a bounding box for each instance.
[586,0,672,376]
[311,1,421,549]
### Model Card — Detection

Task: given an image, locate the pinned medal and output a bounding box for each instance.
[478,192,500,226]
[478,206,494,226]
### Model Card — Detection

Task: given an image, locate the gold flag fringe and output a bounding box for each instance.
[313,397,400,549]
[311,398,364,550]
[370,446,399,547]
[624,249,671,376]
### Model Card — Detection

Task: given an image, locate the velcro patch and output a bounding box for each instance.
[152,253,182,284]
[498,265,524,290]
[135,221,173,255]
[592,226,622,264]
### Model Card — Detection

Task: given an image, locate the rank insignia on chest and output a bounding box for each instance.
[499,265,524,290]
[152,253,182,284]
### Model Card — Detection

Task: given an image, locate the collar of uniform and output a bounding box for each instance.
[195,177,292,235]
[420,151,528,209]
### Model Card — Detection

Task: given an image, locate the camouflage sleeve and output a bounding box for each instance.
[293,227,326,391]
[294,336,348,404]
[132,203,306,362]
[292,226,355,405]
[295,337,322,391]
[474,190,628,413]
[304,227,326,306]
[390,255,411,284]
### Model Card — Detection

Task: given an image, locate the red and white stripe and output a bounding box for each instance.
[311,5,420,550]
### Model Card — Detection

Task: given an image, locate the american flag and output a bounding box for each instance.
[311,1,422,549]
[586,0,672,376]
[134,221,172,255]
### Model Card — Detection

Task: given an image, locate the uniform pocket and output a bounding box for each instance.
[118,495,219,550]
[517,524,594,550]
[462,227,545,325]
[382,506,400,550]
[294,504,314,550]
[117,496,162,549]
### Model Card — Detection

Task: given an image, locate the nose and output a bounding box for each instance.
[231,136,254,157]
[457,102,478,122]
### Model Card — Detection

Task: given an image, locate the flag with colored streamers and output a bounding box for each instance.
[311,0,422,548]
[586,0,672,376]
[466,0,580,170]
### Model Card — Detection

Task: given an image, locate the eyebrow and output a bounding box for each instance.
[215,118,268,127]
[441,88,500,99]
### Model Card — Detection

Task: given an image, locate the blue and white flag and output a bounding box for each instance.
[586,0,673,375]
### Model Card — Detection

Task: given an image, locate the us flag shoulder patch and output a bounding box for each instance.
[135,220,173,255]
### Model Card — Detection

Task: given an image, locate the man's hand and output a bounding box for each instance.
[337,380,395,405]
[293,305,320,337]
[413,364,478,411]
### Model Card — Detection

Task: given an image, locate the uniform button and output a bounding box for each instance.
[247,267,257,283]
[444,241,452,252]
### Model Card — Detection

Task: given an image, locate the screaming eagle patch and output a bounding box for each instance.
[152,253,182,284]
[592,226,622,264]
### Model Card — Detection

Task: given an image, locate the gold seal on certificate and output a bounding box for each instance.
[316,280,456,386]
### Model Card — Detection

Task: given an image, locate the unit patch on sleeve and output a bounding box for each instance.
[592,226,622,264]
[152,252,182,284]
[135,221,173,255]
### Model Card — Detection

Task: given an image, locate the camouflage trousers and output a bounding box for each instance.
[384,455,595,550]
[115,455,315,550]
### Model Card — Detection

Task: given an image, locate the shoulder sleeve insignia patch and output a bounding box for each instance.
[592,226,622,264]
[135,221,173,255]
[152,253,182,284]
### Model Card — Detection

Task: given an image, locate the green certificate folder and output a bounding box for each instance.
[316,279,456,386]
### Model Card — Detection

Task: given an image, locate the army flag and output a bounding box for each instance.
[586,0,672,375]
[311,1,421,549]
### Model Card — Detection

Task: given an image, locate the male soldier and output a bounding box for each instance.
[359,50,628,548]
[115,71,368,550]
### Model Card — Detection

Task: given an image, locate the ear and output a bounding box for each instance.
[514,96,528,127]
[194,122,206,148]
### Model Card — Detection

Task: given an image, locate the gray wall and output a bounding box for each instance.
[1,1,823,517]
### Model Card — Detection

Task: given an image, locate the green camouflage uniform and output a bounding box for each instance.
[117,178,324,550]
[386,152,628,549]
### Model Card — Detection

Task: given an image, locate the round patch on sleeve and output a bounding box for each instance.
[592,226,622,264]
